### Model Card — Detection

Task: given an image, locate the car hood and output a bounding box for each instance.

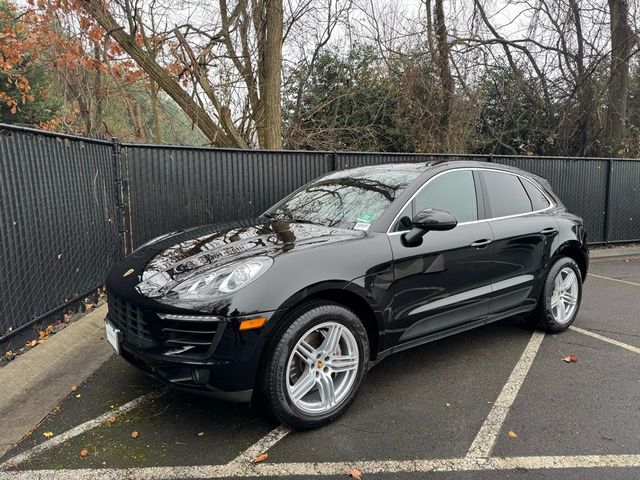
[135,219,364,298]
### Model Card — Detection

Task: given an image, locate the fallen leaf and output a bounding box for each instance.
[26,340,37,348]
[562,354,577,363]
[108,416,116,424]
[196,432,205,437]
[43,431,54,438]
[131,431,139,439]
[70,385,78,392]
[80,449,89,457]
[445,402,451,407]
[508,430,518,438]
[253,453,268,463]
[75,394,81,398]
[38,331,47,339]
[348,468,363,479]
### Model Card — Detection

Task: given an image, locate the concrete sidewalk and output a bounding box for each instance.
[0,305,112,457]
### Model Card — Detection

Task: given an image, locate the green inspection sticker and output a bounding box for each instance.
[356,214,375,223]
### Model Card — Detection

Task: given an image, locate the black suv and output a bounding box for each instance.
[105,161,588,429]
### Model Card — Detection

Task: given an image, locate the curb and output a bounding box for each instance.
[590,246,640,260]
[0,305,112,457]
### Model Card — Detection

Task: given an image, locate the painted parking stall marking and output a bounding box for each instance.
[466,331,545,459]
[570,326,640,354]
[0,390,166,471]
[588,273,640,287]
[2,454,640,479]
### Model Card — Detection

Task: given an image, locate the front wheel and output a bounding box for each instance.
[262,302,369,429]
[530,257,583,332]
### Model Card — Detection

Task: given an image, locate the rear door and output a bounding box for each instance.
[478,170,558,318]
[386,170,495,346]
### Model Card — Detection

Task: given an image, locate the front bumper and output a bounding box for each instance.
[118,342,254,402]
[105,293,271,402]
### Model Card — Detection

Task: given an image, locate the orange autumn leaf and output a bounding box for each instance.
[80,449,89,457]
[131,431,139,438]
[562,354,577,363]
[348,468,363,479]
[253,453,268,463]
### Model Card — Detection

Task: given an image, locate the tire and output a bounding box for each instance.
[530,257,583,333]
[262,301,369,429]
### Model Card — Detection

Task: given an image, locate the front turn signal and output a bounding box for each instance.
[238,317,267,331]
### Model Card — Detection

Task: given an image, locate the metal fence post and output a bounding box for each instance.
[603,158,614,244]
[331,151,338,171]
[111,137,128,256]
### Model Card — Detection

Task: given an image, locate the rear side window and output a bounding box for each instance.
[482,171,532,218]
[522,179,551,211]
[412,170,478,223]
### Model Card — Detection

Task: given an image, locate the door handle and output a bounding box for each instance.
[540,227,558,235]
[470,239,493,248]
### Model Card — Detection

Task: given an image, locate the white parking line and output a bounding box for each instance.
[589,273,640,287]
[570,326,640,354]
[0,390,165,471]
[1,454,639,479]
[229,425,292,464]
[466,331,545,459]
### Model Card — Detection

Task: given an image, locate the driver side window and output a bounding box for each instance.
[394,170,478,232]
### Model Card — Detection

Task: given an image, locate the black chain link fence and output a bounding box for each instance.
[1,123,639,344]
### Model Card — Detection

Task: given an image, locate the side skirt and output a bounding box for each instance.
[373,304,536,365]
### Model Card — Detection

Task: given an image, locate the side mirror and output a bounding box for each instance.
[402,208,457,246]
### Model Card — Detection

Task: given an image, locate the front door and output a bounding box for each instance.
[386,170,495,347]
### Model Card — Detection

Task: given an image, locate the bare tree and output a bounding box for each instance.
[607,0,634,154]
[79,0,284,148]
[433,0,453,141]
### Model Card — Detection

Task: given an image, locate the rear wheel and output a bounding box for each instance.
[530,257,582,332]
[262,302,369,429]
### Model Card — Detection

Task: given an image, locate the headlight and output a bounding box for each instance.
[164,256,273,300]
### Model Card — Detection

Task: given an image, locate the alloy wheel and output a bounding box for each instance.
[286,321,360,415]
[550,266,579,324]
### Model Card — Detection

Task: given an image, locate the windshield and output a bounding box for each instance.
[266,168,420,230]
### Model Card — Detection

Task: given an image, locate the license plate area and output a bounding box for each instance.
[105,319,122,355]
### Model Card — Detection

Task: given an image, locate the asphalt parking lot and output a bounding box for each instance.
[1,256,639,480]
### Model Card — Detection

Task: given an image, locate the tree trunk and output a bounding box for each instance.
[257,0,283,149]
[79,0,240,147]
[569,0,597,156]
[606,0,633,155]
[149,81,161,141]
[434,0,453,144]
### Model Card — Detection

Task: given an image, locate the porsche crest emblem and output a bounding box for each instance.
[123,268,135,278]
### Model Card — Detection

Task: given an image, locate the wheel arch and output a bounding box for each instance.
[554,240,588,281]
[268,281,383,361]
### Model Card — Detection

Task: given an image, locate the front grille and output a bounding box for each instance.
[107,295,155,348]
[107,293,225,357]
